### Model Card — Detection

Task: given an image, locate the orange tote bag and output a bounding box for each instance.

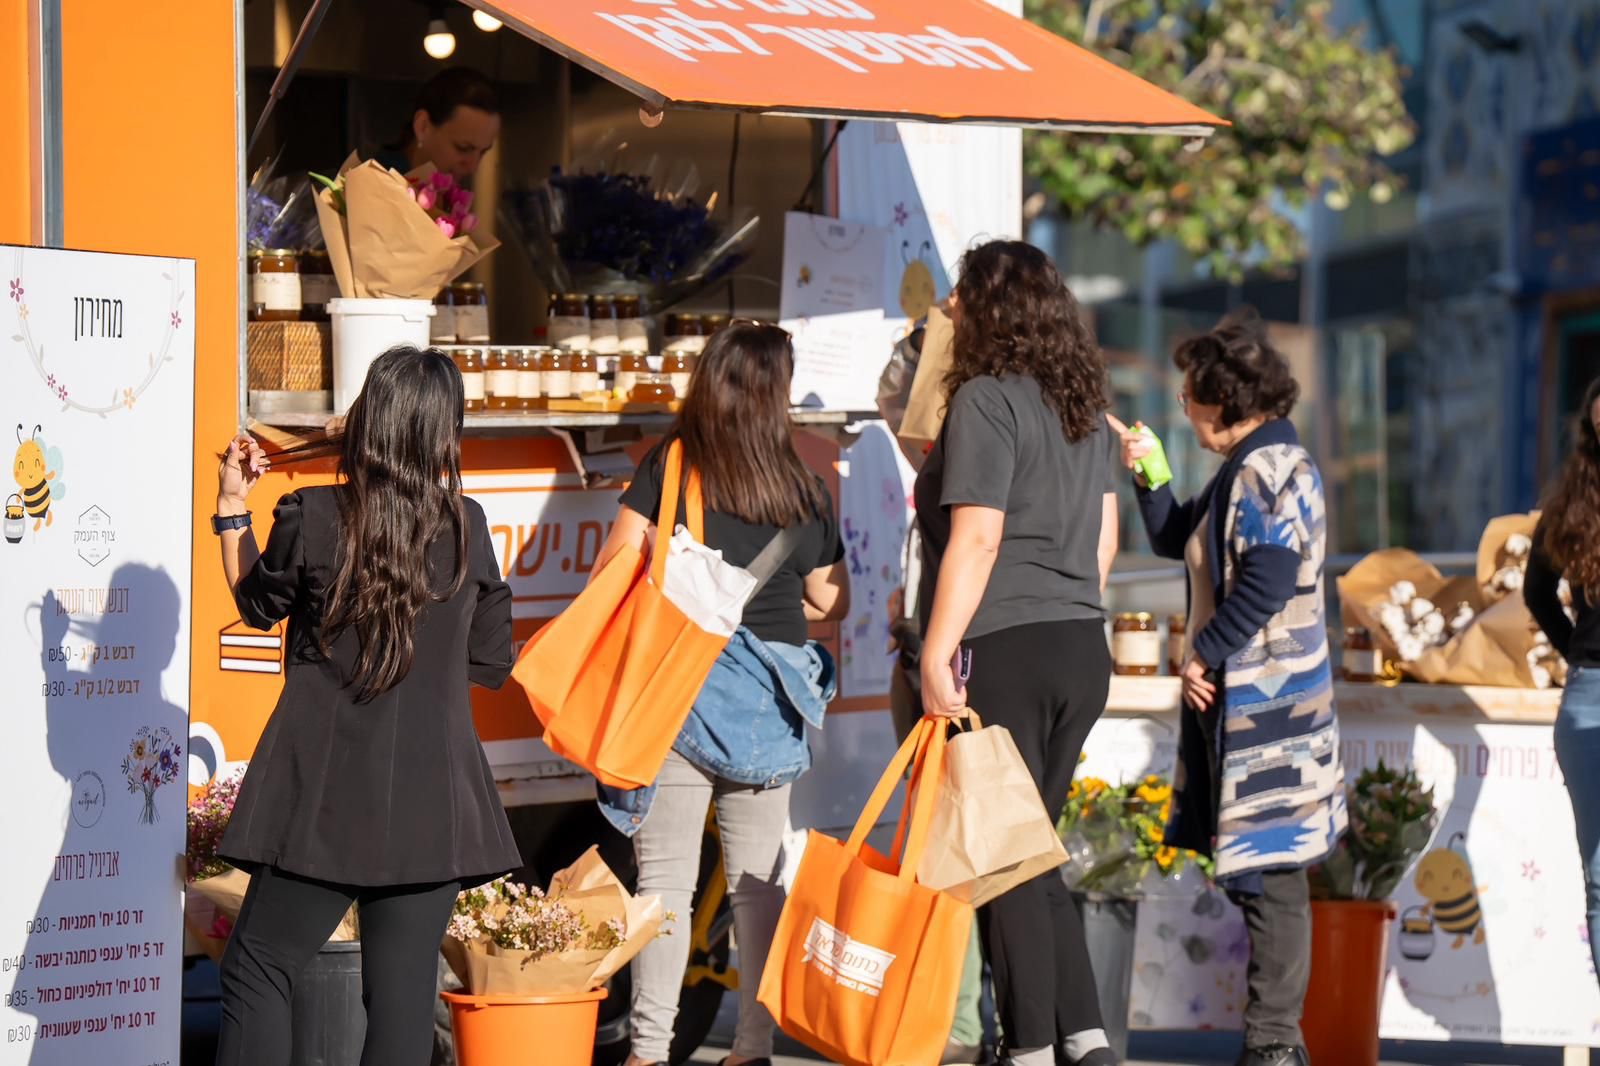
[512,440,732,789]
[758,718,973,1066]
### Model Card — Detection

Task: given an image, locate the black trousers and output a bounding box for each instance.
[965,619,1112,1053]
[1227,868,1312,1049]
[215,865,459,1066]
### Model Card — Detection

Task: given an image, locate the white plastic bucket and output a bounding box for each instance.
[329,297,437,412]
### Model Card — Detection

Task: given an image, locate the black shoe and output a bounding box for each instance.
[718,1059,771,1066]
[1067,1049,1120,1066]
[941,1040,984,1065]
[1235,1045,1308,1066]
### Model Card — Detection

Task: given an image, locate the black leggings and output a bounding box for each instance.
[966,618,1112,1053]
[215,866,459,1066]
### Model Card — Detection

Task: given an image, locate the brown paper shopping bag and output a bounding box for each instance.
[916,712,1068,907]
[897,305,954,451]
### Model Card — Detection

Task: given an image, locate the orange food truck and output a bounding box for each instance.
[0,0,1218,1059]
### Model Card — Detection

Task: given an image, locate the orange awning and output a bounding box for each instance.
[465,0,1224,136]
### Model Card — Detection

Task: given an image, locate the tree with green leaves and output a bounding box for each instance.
[1026,0,1415,278]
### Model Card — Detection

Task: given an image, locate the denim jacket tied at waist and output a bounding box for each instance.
[596,626,836,836]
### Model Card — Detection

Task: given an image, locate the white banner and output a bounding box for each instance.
[0,246,195,1065]
[1082,707,1600,1046]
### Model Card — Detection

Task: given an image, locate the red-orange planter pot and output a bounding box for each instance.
[1302,899,1396,1066]
[442,988,607,1066]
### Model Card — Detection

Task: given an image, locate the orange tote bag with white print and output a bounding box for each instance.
[758,717,973,1066]
[512,440,733,790]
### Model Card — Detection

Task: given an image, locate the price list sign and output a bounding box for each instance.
[0,246,195,1065]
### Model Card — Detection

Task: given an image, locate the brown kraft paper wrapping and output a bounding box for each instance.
[445,846,665,996]
[1337,548,1539,687]
[898,304,955,450]
[916,713,1068,908]
[190,868,359,943]
[314,155,499,300]
[1477,510,1540,596]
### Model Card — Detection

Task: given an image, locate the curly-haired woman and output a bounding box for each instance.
[917,240,1121,1066]
[1120,311,1343,1066]
[1526,376,1600,987]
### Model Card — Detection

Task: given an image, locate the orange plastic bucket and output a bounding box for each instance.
[1302,899,1396,1066]
[441,988,607,1066]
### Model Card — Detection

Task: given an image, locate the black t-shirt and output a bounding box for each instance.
[914,374,1117,640]
[619,442,844,646]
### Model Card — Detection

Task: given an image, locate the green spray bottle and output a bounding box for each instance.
[1132,422,1173,491]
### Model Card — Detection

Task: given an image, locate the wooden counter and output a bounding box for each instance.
[1105,675,1561,724]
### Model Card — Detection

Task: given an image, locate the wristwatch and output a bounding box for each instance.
[211,512,252,535]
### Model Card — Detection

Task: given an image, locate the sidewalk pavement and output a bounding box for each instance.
[687,1029,1570,1065]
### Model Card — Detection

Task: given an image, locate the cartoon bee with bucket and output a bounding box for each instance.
[1414,831,1486,950]
[13,423,67,532]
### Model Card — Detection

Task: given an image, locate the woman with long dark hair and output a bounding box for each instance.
[594,322,850,1066]
[917,240,1121,1066]
[211,347,518,1066]
[1120,311,1342,1066]
[1526,376,1600,986]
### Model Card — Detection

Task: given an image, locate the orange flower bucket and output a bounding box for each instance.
[441,988,607,1066]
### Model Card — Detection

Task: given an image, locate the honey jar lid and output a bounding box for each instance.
[1115,611,1155,622]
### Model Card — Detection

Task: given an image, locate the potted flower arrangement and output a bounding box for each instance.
[1305,761,1438,1066]
[1057,766,1212,1057]
[440,847,664,1066]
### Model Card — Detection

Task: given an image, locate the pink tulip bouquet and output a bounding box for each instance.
[409,171,478,240]
[308,154,498,299]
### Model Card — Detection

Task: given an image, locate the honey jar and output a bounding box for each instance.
[455,347,487,413]
[1112,612,1161,676]
[616,295,649,354]
[614,352,650,397]
[702,312,730,339]
[663,351,695,397]
[629,374,677,405]
[588,295,619,355]
[1167,614,1187,675]
[431,286,459,344]
[547,293,591,351]
[662,313,701,353]
[4,493,24,543]
[571,351,601,396]
[542,349,574,400]
[516,347,544,408]
[452,282,491,344]
[486,348,521,411]
[300,250,337,322]
[1343,626,1382,683]
[248,249,302,322]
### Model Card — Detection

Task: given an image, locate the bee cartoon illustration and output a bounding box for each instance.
[1414,833,1486,949]
[13,424,66,532]
[898,239,937,322]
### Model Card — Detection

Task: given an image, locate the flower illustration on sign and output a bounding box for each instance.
[122,725,184,825]
[10,249,182,418]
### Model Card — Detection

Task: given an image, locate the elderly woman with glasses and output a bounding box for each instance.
[1118,309,1344,1066]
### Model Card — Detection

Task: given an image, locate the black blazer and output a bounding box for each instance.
[218,486,521,887]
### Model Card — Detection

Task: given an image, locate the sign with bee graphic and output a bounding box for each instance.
[1,245,195,1066]
[1071,703,1600,1049]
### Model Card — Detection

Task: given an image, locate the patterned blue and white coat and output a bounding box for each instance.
[1136,418,1346,892]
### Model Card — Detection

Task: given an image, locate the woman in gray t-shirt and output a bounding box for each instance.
[915,239,1121,1066]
